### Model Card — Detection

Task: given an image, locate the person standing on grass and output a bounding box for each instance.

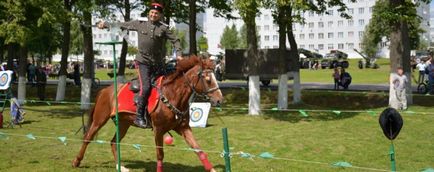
[427,59,434,95]
[339,69,352,90]
[332,68,340,90]
[416,60,426,84]
[36,66,47,100]
[390,67,408,110]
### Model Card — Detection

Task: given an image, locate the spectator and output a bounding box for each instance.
[36,66,47,100]
[339,69,352,90]
[390,67,408,110]
[427,59,434,95]
[332,68,340,90]
[73,63,81,86]
[416,60,426,83]
[27,63,36,84]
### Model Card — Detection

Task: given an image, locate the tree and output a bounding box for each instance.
[362,0,425,59]
[239,24,247,49]
[235,0,261,115]
[219,24,239,50]
[197,35,208,52]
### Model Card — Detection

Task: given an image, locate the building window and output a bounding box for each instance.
[309,33,314,39]
[328,21,333,27]
[318,33,324,39]
[264,35,270,41]
[328,32,334,38]
[328,44,334,50]
[309,11,314,17]
[348,43,354,49]
[299,44,305,48]
[308,22,314,28]
[348,20,354,26]
[348,8,354,14]
[369,7,373,13]
[257,26,261,31]
[358,19,365,26]
[264,25,270,31]
[327,10,333,16]
[131,31,136,37]
[264,14,270,20]
[318,22,324,28]
[273,45,278,48]
[348,31,354,37]
[338,43,344,49]
[338,32,344,38]
[265,46,270,49]
[309,44,314,49]
[358,8,364,14]
[273,35,278,41]
[98,34,102,38]
[338,20,343,27]
[318,44,324,50]
[359,31,364,38]
[359,43,363,49]
[273,24,278,30]
[300,34,305,39]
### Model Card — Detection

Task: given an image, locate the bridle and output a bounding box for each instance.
[158,63,221,123]
[184,65,220,100]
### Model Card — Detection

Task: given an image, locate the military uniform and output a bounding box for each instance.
[109,19,182,128]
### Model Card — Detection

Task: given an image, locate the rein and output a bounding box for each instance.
[157,64,219,123]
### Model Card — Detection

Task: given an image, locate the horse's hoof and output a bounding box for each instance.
[71,159,80,168]
[209,168,216,172]
[116,165,130,172]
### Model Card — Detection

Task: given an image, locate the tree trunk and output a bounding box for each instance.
[0,45,3,64]
[56,0,72,101]
[80,10,94,110]
[7,44,17,70]
[18,46,27,104]
[188,0,197,55]
[245,5,260,115]
[117,0,130,83]
[277,5,288,109]
[286,6,301,104]
[388,0,412,108]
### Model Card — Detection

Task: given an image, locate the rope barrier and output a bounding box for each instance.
[0,131,391,171]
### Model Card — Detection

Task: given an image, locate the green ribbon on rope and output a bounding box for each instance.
[0,132,8,140]
[26,134,36,140]
[132,144,141,152]
[258,152,274,159]
[58,136,67,145]
[421,168,434,172]
[96,140,105,144]
[332,110,341,115]
[298,110,309,117]
[367,110,376,116]
[271,107,278,111]
[332,161,352,168]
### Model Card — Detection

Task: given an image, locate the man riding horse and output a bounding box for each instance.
[98,3,183,128]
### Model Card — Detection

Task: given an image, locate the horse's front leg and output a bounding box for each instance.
[154,129,165,172]
[176,127,215,172]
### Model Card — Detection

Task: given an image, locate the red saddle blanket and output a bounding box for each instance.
[110,76,163,117]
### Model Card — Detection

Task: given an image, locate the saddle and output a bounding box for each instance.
[110,76,163,117]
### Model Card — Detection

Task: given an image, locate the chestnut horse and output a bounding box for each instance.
[72,56,223,172]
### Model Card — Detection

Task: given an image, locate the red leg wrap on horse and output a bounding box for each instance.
[157,160,163,172]
[198,152,213,170]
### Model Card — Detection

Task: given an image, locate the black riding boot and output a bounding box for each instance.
[134,97,152,128]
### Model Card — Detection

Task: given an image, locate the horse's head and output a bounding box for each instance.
[180,56,224,106]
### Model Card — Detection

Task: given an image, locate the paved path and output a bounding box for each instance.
[44,79,419,92]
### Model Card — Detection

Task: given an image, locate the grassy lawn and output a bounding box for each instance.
[299,58,422,85]
[0,89,433,171]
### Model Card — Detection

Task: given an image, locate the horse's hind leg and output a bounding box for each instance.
[72,116,110,167]
[110,119,132,172]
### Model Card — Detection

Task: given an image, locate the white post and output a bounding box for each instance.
[55,75,67,101]
[80,78,92,110]
[291,71,301,104]
[277,73,288,109]
[249,75,261,115]
[17,76,26,104]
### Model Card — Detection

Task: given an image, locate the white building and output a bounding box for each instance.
[204,0,430,58]
[429,3,434,45]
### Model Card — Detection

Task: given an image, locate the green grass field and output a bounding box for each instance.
[0,89,433,172]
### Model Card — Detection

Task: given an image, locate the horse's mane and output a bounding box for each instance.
[163,55,201,85]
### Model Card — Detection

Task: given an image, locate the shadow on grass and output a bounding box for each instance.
[262,111,358,123]
[122,160,225,172]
